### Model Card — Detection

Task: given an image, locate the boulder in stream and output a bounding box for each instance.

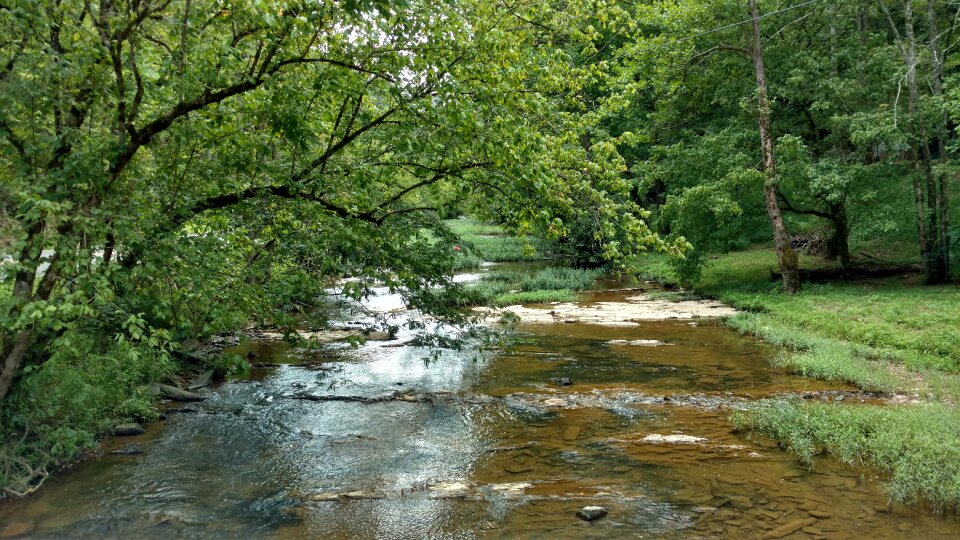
[111,444,144,455]
[152,383,205,402]
[188,369,215,390]
[548,377,573,386]
[576,506,608,521]
[113,423,145,436]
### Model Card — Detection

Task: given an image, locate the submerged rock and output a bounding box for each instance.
[762,518,818,539]
[548,377,573,386]
[608,339,667,347]
[114,423,145,436]
[727,495,753,509]
[0,521,34,538]
[111,444,143,455]
[576,506,608,521]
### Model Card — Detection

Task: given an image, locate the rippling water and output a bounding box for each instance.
[2,275,959,539]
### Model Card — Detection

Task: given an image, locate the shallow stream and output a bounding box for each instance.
[2,272,959,539]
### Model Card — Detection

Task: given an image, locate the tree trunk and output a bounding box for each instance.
[927,0,951,281]
[828,212,851,275]
[749,0,800,293]
[899,0,947,283]
[902,0,931,273]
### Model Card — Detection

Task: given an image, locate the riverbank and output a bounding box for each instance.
[630,248,960,511]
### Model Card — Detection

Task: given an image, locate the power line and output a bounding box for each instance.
[613,0,825,60]
[676,0,825,43]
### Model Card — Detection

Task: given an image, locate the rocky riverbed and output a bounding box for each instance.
[1,273,958,539]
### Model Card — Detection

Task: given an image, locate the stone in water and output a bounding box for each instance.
[577,506,608,521]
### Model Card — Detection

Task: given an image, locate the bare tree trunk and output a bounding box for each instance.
[928,0,951,281]
[749,0,800,293]
[901,0,932,277]
[0,221,45,402]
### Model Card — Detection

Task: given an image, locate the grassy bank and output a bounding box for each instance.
[630,247,960,511]
[445,218,554,268]
[733,400,960,512]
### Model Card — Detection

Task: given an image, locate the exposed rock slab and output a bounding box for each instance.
[428,481,472,498]
[153,383,205,402]
[480,294,736,325]
[640,434,706,444]
[188,370,215,390]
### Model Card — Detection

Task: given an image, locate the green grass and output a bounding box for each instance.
[734,400,960,511]
[443,219,511,237]
[630,248,960,387]
[445,218,552,265]
[726,312,899,392]
[492,289,578,306]
[458,266,600,307]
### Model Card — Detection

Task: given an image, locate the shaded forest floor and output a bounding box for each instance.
[631,247,960,511]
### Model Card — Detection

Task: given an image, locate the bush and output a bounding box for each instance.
[0,332,174,495]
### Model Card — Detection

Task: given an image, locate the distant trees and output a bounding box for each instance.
[587,0,957,285]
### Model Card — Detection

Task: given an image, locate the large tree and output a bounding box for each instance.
[0,0,667,402]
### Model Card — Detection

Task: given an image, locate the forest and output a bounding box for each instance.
[1,0,959,537]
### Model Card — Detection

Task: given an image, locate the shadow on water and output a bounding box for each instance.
[2,277,959,539]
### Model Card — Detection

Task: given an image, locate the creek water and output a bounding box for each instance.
[2,269,959,539]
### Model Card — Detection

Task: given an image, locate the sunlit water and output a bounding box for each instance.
[2,272,959,538]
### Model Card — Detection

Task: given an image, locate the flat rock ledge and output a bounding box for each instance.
[479,294,736,325]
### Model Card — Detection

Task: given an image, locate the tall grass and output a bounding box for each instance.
[459,267,601,307]
[734,400,960,511]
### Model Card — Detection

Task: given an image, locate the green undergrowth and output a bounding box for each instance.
[458,267,602,307]
[734,400,960,512]
[0,336,175,496]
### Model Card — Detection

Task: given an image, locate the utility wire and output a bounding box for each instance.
[613,0,825,60]
[675,0,825,43]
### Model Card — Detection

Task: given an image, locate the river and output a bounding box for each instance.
[1,266,958,538]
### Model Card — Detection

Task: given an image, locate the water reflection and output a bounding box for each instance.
[2,285,958,539]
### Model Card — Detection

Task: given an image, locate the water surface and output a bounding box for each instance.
[2,282,958,539]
